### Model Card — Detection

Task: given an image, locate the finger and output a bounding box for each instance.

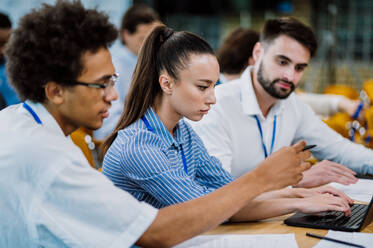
[326,196,351,215]
[327,166,358,182]
[321,187,354,204]
[331,171,358,183]
[329,175,357,185]
[327,205,351,216]
[292,140,306,153]
[297,150,311,162]
[325,170,358,184]
[325,161,357,176]
[299,162,312,173]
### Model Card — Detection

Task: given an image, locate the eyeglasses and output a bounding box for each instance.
[70,73,118,96]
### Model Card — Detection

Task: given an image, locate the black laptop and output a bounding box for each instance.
[284,195,373,232]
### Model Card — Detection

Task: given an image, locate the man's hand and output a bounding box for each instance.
[293,185,354,205]
[254,140,312,191]
[294,160,358,188]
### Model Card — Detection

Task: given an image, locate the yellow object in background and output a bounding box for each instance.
[70,128,102,169]
[323,112,352,139]
[323,82,373,149]
[362,80,373,102]
[323,84,359,100]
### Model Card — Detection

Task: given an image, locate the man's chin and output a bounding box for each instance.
[86,121,103,131]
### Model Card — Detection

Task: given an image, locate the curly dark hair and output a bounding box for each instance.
[5,0,118,102]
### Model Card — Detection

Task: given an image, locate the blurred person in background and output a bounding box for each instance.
[217,28,259,84]
[190,17,373,188]
[0,12,19,110]
[94,4,160,140]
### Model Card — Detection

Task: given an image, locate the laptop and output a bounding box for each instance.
[284,194,373,232]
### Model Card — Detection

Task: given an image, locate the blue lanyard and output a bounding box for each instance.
[23,102,42,124]
[141,116,188,174]
[349,102,364,141]
[254,115,277,158]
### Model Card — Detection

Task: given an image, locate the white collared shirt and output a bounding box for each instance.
[0,101,157,247]
[189,67,373,177]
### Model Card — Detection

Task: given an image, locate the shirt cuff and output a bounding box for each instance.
[110,202,158,248]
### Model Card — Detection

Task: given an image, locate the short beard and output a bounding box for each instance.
[257,62,295,99]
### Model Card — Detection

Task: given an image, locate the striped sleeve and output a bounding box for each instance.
[189,127,234,188]
[120,130,216,207]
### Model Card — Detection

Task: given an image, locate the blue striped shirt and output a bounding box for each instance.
[102,107,234,208]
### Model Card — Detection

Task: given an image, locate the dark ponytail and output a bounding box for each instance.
[101,24,214,156]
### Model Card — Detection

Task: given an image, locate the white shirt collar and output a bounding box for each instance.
[239,66,286,119]
[25,100,66,137]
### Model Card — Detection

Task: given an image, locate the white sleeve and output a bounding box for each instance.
[296,93,341,116]
[293,98,373,175]
[34,158,158,248]
[188,104,234,173]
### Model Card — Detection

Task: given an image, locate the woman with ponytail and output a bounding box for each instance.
[102,25,233,208]
[101,25,351,220]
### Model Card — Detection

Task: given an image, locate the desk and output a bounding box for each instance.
[204,214,373,248]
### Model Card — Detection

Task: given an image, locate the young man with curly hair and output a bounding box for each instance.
[0,1,317,247]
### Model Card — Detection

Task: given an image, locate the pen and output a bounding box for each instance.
[302,144,316,151]
[306,232,365,248]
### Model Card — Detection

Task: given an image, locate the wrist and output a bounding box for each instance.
[250,168,276,193]
[291,198,305,212]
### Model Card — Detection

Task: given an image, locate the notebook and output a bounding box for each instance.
[284,195,373,232]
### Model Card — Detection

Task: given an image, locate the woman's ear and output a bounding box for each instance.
[159,73,174,95]
[44,81,65,105]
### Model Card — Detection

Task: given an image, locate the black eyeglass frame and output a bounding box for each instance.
[69,73,119,90]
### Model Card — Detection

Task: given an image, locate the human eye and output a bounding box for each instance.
[198,85,208,91]
[295,65,305,72]
[278,59,288,66]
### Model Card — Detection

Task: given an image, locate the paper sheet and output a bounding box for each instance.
[173,234,298,248]
[330,179,373,202]
[313,230,373,248]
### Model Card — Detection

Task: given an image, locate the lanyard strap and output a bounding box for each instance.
[23,102,42,124]
[352,102,363,119]
[254,115,277,158]
[141,116,188,174]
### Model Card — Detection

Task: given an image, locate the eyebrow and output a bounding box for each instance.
[277,55,308,68]
[197,79,214,84]
[93,74,113,83]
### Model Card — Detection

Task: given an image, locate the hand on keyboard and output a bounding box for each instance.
[295,194,351,216]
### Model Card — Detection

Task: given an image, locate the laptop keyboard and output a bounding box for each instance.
[313,204,368,228]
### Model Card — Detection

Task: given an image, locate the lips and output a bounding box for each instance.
[276,80,293,90]
[200,109,210,114]
[101,110,110,118]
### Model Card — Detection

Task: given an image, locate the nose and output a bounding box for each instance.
[206,88,216,105]
[282,67,295,82]
[104,85,118,102]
